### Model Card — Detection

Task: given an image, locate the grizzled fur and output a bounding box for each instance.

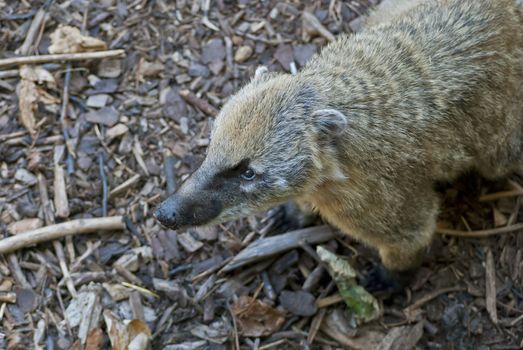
[156,0,523,274]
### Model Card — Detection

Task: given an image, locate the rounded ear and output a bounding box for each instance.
[254,65,269,78]
[312,109,348,137]
[252,65,269,83]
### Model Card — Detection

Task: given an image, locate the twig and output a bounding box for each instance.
[109,174,141,197]
[308,281,335,344]
[16,8,46,55]
[70,241,101,272]
[227,302,241,350]
[436,223,523,237]
[0,69,20,79]
[479,189,523,202]
[37,172,76,296]
[485,249,498,324]
[98,153,108,216]
[179,89,219,116]
[223,225,335,272]
[7,254,32,289]
[0,217,125,255]
[403,286,465,319]
[121,282,160,299]
[0,49,126,69]
[316,293,343,308]
[0,292,16,303]
[54,146,70,218]
[60,62,76,164]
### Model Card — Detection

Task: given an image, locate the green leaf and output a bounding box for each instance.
[317,246,380,323]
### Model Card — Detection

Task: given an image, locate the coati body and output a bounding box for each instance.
[156,0,523,281]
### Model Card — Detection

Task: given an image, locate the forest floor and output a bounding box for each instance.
[0,0,522,349]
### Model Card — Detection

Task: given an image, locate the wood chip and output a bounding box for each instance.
[485,248,498,324]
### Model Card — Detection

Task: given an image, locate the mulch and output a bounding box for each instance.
[0,0,522,349]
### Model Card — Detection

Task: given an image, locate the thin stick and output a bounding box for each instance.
[98,153,108,216]
[179,89,219,116]
[0,292,16,303]
[227,302,241,350]
[7,254,31,289]
[0,49,125,69]
[0,69,19,79]
[0,217,125,255]
[109,174,141,197]
[485,249,498,324]
[479,189,523,202]
[436,223,523,237]
[403,286,465,318]
[16,8,46,55]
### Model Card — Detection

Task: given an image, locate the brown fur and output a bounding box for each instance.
[155,0,523,273]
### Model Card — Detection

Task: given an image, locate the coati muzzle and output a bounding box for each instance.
[154,193,223,229]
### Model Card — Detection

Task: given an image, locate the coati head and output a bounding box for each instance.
[154,67,348,229]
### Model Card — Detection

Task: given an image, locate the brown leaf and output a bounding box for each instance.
[7,218,43,235]
[17,66,60,135]
[375,322,424,350]
[231,296,285,337]
[104,309,129,350]
[85,328,104,350]
[17,77,38,135]
[103,310,151,350]
[49,25,107,54]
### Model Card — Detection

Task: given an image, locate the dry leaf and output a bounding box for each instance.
[17,66,60,135]
[85,328,104,350]
[104,310,152,350]
[49,26,107,54]
[7,218,43,235]
[19,65,56,85]
[231,296,285,337]
[17,77,39,135]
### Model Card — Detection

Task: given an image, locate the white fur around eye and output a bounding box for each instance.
[240,182,258,193]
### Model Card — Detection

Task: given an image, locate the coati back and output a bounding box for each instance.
[156,0,523,286]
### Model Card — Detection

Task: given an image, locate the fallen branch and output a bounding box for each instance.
[222,225,335,272]
[0,49,125,69]
[0,216,125,255]
[436,223,523,237]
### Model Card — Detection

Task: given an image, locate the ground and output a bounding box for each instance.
[0,0,522,349]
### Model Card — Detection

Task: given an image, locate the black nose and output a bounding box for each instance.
[154,204,177,228]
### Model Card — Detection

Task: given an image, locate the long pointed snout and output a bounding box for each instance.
[153,196,179,228]
[154,170,223,229]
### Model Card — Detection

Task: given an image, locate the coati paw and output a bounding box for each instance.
[361,264,417,296]
[259,201,317,234]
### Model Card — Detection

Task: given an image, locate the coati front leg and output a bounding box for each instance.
[364,190,438,294]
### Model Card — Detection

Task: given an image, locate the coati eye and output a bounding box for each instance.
[241,168,256,181]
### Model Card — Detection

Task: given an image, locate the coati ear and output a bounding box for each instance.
[255,66,269,78]
[312,109,348,137]
[252,66,269,83]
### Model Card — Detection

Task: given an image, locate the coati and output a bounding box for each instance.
[155,0,523,289]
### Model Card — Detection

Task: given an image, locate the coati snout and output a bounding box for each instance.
[154,191,223,229]
[154,167,224,229]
